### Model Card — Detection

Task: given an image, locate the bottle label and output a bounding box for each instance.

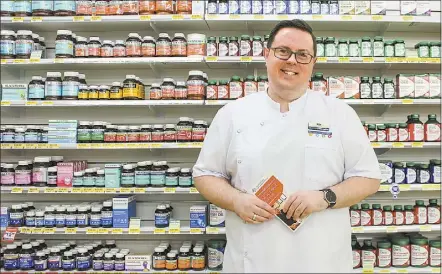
[75,43,88,57]
[93,259,104,270]
[419,170,430,184]
[395,212,404,225]
[9,212,24,225]
[72,177,83,187]
[54,0,75,12]
[66,214,77,226]
[151,171,166,186]
[32,0,54,11]
[161,84,175,99]
[1,171,15,185]
[55,39,73,56]
[384,211,393,225]
[192,128,206,141]
[229,0,239,14]
[126,40,141,56]
[311,1,320,14]
[228,42,239,56]
[2,132,15,143]
[352,250,361,268]
[240,0,251,14]
[406,168,417,184]
[395,44,406,57]
[398,128,408,142]
[361,42,372,57]
[77,213,88,226]
[372,83,383,98]
[25,217,35,226]
[88,44,101,57]
[14,0,32,13]
[179,176,192,187]
[229,82,243,99]
[62,258,75,270]
[44,214,55,226]
[25,132,39,142]
[35,217,44,227]
[34,259,47,270]
[387,128,398,142]
[41,132,48,143]
[410,123,424,142]
[426,124,441,142]
[91,128,105,141]
[95,177,105,187]
[350,210,360,226]
[90,214,101,227]
[219,2,228,14]
[361,211,371,226]
[373,210,383,225]
[263,0,274,14]
[16,39,33,56]
[121,173,135,186]
[240,40,251,56]
[77,256,91,270]
[103,260,114,271]
[405,211,414,225]
[395,169,405,184]
[411,245,428,266]
[135,170,150,186]
[325,44,336,57]
[155,212,169,226]
[165,175,178,186]
[62,81,79,97]
[207,43,217,56]
[177,125,192,141]
[4,256,19,270]
[172,40,187,56]
[55,214,66,226]
[362,250,376,268]
[156,40,171,56]
[47,174,57,186]
[2,1,14,12]
[349,44,359,57]
[115,261,125,271]
[83,176,95,186]
[374,41,384,56]
[1,40,15,56]
[338,44,349,57]
[428,207,441,224]
[187,79,205,97]
[378,248,391,268]
[29,84,45,99]
[45,81,62,97]
[383,83,395,98]
[430,247,441,266]
[207,2,217,14]
[208,246,225,269]
[15,132,25,143]
[47,255,61,269]
[77,128,91,142]
[416,207,427,224]
[316,43,324,57]
[101,211,113,226]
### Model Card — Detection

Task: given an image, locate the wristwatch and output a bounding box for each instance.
[320,189,336,209]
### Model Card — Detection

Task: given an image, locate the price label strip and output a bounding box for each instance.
[154,228,166,234]
[65,228,77,234]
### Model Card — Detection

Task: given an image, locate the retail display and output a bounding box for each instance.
[378,159,441,185]
[0,30,46,59]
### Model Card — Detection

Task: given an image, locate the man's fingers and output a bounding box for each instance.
[253,206,274,220]
[245,216,262,224]
[292,202,307,221]
[283,194,297,213]
[286,198,301,219]
[300,208,311,220]
[255,197,277,215]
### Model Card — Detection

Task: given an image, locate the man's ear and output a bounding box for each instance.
[264,47,270,59]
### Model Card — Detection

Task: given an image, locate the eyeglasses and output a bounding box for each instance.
[270,47,315,64]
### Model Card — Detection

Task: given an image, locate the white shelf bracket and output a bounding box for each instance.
[149,22,160,34]
[148,63,160,78]
[378,22,391,36]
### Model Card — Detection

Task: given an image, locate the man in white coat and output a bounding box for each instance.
[193,19,381,273]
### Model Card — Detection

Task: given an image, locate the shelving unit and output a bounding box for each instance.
[1,2,440,273]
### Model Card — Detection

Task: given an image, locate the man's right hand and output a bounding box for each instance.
[232,192,276,224]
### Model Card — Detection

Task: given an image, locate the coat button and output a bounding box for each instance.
[237,129,242,133]
[237,159,242,164]
[283,114,287,117]
[260,122,264,126]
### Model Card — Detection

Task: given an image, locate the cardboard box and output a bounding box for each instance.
[1,84,27,101]
[371,1,387,15]
[190,205,207,228]
[416,1,431,16]
[1,207,9,228]
[113,195,136,228]
[209,204,226,227]
[429,74,441,98]
[344,76,361,99]
[396,74,415,98]
[191,0,205,16]
[105,164,122,188]
[48,120,78,130]
[414,74,430,98]
[125,255,151,271]
[57,162,74,187]
[327,76,345,98]
[339,1,355,15]
[355,1,370,14]
[400,1,417,15]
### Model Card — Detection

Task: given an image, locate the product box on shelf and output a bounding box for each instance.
[414,74,430,98]
[416,1,431,16]
[125,255,151,271]
[339,1,355,15]
[190,204,207,229]
[1,207,9,228]
[1,84,27,101]
[191,0,205,16]
[113,195,136,228]
[400,1,417,15]
[371,1,387,15]
[429,73,441,98]
[48,120,78,144]
[355,1,370,15]
[209,204,226,227]
[344,76,361,99]
[105,164,122,188]
[57,161,88,188]
[396,74,415,98]
[327,76,345,98]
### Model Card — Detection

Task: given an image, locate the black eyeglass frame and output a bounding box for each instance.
[269,47,316,64]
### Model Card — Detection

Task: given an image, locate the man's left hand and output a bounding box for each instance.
[282,190,329,221]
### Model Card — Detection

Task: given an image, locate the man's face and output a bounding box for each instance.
[264,28,316,95]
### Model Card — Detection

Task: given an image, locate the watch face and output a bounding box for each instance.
[326,190,337,203]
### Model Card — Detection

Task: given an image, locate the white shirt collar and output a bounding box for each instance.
[264,89,309,113]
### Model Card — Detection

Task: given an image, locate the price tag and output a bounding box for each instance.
[379,270,390,273]
[54,58,65,63]
[169,228,181,234]
[127,143,141,148]
[164,188,176,193]
[172,15,184,20]
[396,269,408,273]
[392,142,405,148]
[120,188,132,193]
[206,227,220,234]
[28,187,39,193]
[43,228,56,234]
[276,15,288,20]
[420,225,432,232]
[129,228,140,234]
[112,228,123,234]
[422,184,439,191]
[191,14,203,19]
[91,16,102,21]
[14,59,26,64]
[105,188,117,193]
[401,99,414,104]
[317,57,327,62]
[396,57,406,63]
[31,17,43,22]
[65,228,77,234]
[190,228,203,234]
[83,187,95,193]
[362,269,374,273]
[338,57,349,63]
[229,14,240,19]
[77,144,91,149]
[1,59,6,64]
[1,101,11,106]
[205,56,218,62]
[371,142,381,148]
[400,184,411,191]
[94,188,105,193]
[72,188,82,193]
[12,17,24,22]
[432,268,441,273]
[402,16,413,21]
[312,15,323,20]
[11,187,23,193]
[57,188,69,193]
[352,227,364,233]
[379,185,389,191]
[341,15,353,20]
[44,188,57,193]
[140,15,151,20]
[151,143,162,148]
[12,144,24,149]
[97,228,109,234]
[2,227,18,243]
[154,228,166,234]
[412,142,424,148]
[33,228,43,234]
[91,143,103,148]
[362,57,374,63]
[25,143,37,149]
[406,57,420,63]
[1,144,12,149]
[386,226,398,233]
[428,58,440,63]
[240,56,253,62]
[25,101,38,106]
[37,144,48,149]
[73,16,85,22]
[134,188,146,193]
[87,228,98,234]
[371,15,383,21]
[42,101,54,106]
[253,15,264,19]
[190,187,199,193]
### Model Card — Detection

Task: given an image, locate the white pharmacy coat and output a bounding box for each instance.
[193,91,381,273]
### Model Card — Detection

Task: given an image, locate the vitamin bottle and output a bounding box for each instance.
[151,161,167,187]
[172,33,187,57]
[383,205,394,226]
[126,33,142,57]
[187,70,205,100]
[352,237,361,269]
[156,33,172,57]
[427,199,441,224]
[350,204,361,227]
[152,247,166,270]
[377,241,392,268]
[430,240,441,267]
[218,36,229,56]
[228,36,239,56]
[404,205,414,225]
[414,200,427,224]
[121,164,135,187]
[135,161,151,187]
[142,36,156,57]
[47,247,61,271]
[394,205,405,225]
[55,30,74,58]
[4,244,19,271]
[156,0,173,14]
[408,114,424,142]
[1,30,16,59]
[9,204,24,227]
[88,37,102,58]
[360,203,372,226]
[1,164,15,185]
[16,30,33,59]
[361,240,376,268]
[424,114,441,142]
[372,204,383,226]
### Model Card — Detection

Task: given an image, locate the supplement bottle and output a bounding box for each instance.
[152,247,166,270]
[113,253,125,270]
[99,85,110,99]
[55,30,74,58]
[338,39,348,57]
[324,37,336,57]
[414,200,427,224]
[1,30,16,59]
[394,39,406,57]
[178,246,191,270]
[25,210,35,227]
[44,205,55,227]
[393,162,406,184]
[360,203,372,226]
[165,167,179,187]
[83,168,96,187]
[187,70,205,100]
[371,77,383,99]
[77,248,91,270]
[65,206,77,227]
[157,33,172,57]
[95,169,105,187]
[179,168,192,187]
[161,78,176,99]
[101,200,113,228]
[121,164,135,187]
[411,237,429,267]
[48,247,61,271]
[373,36,384,57]
[415,42,430,58]
[406,162,417,184]
[315,37,324,57]
[172,33,187,57]
[361,37,372,57]
[90,206,102,228]
[62,71,79,99]
[151,161,166,187]
[349,39,360,57]
[114,40,126,57]
[377,241,392,268]
[404,205,414,225]
[77,121,92,143]
[349,204,361,227]
[93,253,104,271]
[164,124,177,142]
[135,161,151,187]
[1,163,15,185]
[408,114,424,142]
[175,81,188,99]
[34,251,47,271]
[394,205,405,225]
[77,206,89,227]
[392,237,410,267]
[228,36,239,56]
[24,125,40,143]
[384,40,395,57]
[127,126,140,142]
[4,244,19,271]
[45,72,62,100]
[35,210,44,227]
[139,0,155,14]
[191,247,206,270]
[55,206,66,228]
[61,251,75,271]
[417,163,430,184]
[100,40,114,57]
[165,252,177,271]
[88,37,101,57]
[372,204,383,226]
[91,121,106,143]
[88,85,99,99]
[126,33,142,57]
[229,76,243,99]
[207,36,217,56]
[427,199,441,224]
[359,77,371,99]
[206,80,218,99]
[207,239,226,271]
[240,35,252,56]
[361,240,376,268]
[9,204,24,227]
[2,126,15,143]
[46,166,57,187]
[218,36,229,56]
[75,36,88,57]
[424,114,441,142]
[352,237,361,269]
[177,117,193,142]
[430,42,441,58]
[16,30,33,59]
[383,205,394,226]
[110,82,123,100]
[383,78,395,99]
[139,125,152,142]
[28,76,45,100]
[54,0,76,16]
[123,75,138,99]
[103,253,114,270]
[430,240,441,267]
[192,121,207,142]
[14,127,25,143]
[142,36,156,57]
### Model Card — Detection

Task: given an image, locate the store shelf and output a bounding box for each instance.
[0,186,200,194]
[0,14,206,32]
[0,270,222,274]
[0,142,203,150]
[351,224,440,234]
[353,267,441,273]
[205,14,441,32]
[378,184,440,192]
[370,142,440,149]
[1,226,214,235]
[205,99,441,106]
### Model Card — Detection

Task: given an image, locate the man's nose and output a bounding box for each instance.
[286,53,298,64]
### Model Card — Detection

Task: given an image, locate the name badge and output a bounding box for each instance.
[308,122,332,138]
